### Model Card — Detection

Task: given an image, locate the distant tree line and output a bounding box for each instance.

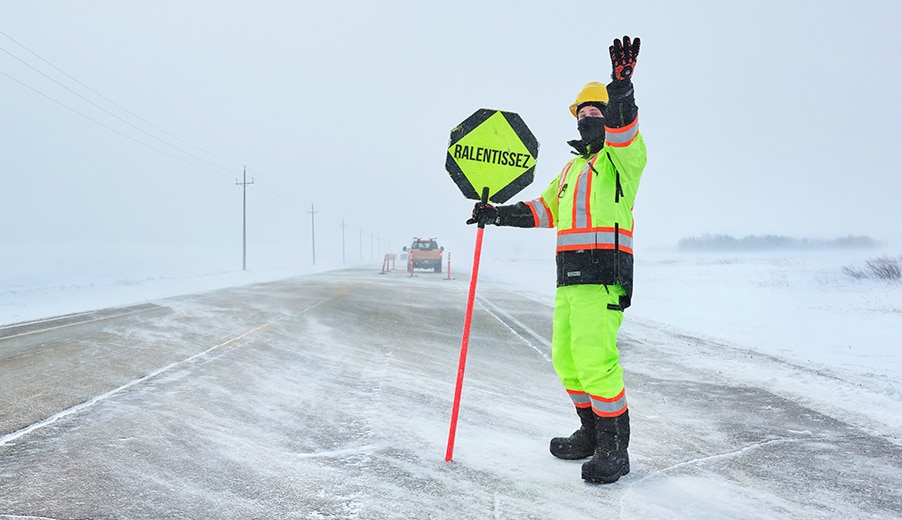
[677,234,881,252]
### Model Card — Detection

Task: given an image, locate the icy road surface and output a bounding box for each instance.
[1,267,900,519]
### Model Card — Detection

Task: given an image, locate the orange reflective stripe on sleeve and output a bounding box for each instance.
[526,198,554,228]
[605,118,639,148]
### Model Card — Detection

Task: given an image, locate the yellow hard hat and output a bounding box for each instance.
[569,82,609,118]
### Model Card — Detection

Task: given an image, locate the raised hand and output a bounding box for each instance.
[610,35,641,81]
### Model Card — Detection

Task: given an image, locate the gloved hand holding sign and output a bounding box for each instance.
[466,202,498,226]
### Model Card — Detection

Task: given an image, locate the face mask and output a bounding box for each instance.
[577,116,606,146]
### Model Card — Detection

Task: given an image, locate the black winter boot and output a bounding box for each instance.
[550,406,597,460]
[581,409,630,484]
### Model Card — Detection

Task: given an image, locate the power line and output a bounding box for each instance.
[0,45,239,177]
[0,30,304,216]
[248,174,300,208]
[0,68,235,181]
[0,29,242,172]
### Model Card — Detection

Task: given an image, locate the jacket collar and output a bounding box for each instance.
[567,138,604,158]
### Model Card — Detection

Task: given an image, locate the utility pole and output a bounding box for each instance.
[308,203,318,265]
[340,219,348,264]
[235,166,254,271]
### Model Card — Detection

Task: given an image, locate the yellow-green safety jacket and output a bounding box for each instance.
[494,79,647,307]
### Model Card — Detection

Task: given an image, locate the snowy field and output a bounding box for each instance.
[3,245,900,443]
[478,247,902,442]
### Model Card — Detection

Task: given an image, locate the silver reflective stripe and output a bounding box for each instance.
[567,391,591,407]
[590,392,628,416]
[573,165,590,229]
[605,121,639,146]
[529,199,552,228]
[557,230,633,250]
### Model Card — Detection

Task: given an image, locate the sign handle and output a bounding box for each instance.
[445,187,490,462]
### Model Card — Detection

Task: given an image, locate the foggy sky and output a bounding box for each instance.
[3,1,901,275]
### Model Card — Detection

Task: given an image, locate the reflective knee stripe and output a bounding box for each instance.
[590,389,628,417]
[605,118,639,148]
[526,198,553,228]
[566,389,592,408]
[556,227,634,254]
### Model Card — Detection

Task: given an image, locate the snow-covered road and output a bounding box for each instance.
[1,267,899,519]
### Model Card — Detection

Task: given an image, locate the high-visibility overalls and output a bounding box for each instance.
[497,113,646,417]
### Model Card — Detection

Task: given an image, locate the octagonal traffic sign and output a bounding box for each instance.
[444,108,539,462]
[446,109,539,204]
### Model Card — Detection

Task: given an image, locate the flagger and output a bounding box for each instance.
[467,35,646,484]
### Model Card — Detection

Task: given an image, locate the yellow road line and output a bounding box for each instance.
[212,318,283,350]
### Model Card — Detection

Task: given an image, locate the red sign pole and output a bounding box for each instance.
[445,188,489,462]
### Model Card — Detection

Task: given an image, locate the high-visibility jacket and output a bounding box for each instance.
[495,80,647,307]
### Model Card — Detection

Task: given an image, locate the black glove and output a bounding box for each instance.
[466,202,498,226]
[610,35,641,81]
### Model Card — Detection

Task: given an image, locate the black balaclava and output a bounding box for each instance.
[575,101,607,154]
[577,116,605,150]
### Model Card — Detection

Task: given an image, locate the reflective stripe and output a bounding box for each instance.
[572,155,602,229]
[526,199,553,228]
[566,389,592,408]
[605,118,639,148]
[590,389,628,417]
[573,165,589,229]
[558,162,574,196]
[556,228,634,254]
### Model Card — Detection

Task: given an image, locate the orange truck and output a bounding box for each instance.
[403,237,444,273]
